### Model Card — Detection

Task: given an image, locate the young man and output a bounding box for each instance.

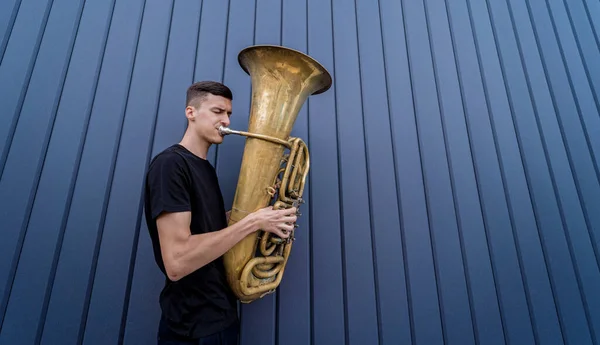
[144,81,297,345]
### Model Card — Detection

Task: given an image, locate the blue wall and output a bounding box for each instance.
[1,0,599,344]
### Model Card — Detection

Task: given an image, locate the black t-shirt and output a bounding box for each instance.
[144,144,238,339]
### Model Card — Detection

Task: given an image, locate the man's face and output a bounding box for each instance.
[186,93,232,145]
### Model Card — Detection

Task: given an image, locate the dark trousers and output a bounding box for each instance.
[157,316,239,345]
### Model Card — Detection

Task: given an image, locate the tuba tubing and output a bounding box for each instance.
[221,45,332,303]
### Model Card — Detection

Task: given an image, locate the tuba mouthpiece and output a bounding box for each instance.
[218,126,233,136]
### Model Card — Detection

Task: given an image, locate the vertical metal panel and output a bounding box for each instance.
[278,1,311,345]
[306,1,346,344]
[0,0,53,172]
[122,1,203,344]
[195,0,230,166]
[36,0,146,343]
[506,0,600,342]
[484,0,597,342]
[331,0,379,344]
[0,0,54,329]
[356,0,413,344]
[419,0,505,343]
[445,0,558,344]
[583,0,600,43]
[80,1,173,344]
[559,0,600,116]
[379,1,444,344]
[1,0,599,344]
[0,0,22,61]
[0,0,86,343]
[544,0,600,257]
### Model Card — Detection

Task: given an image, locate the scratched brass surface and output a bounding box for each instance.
[221,45,332,303]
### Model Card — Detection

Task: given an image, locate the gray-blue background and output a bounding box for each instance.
[1,0,599,344]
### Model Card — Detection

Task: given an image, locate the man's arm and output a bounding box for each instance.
[156,206,296,281]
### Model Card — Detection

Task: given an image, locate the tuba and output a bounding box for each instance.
[219,45,332,303]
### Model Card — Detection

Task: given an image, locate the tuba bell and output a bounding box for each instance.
[219,45,332,303]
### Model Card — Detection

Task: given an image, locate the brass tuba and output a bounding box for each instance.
[219,45,332,303]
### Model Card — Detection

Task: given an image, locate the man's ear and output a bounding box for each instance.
[185,106,195,121]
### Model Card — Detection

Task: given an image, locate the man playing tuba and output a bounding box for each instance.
[144,81,297,345]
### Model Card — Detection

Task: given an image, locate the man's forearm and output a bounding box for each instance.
[166,215,257,281]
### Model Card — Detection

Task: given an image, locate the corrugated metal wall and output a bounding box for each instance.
[1,0,599,344]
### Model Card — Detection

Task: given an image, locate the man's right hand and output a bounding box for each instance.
[249,206,298,239]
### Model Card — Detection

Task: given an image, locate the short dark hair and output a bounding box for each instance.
[186,81,233,108]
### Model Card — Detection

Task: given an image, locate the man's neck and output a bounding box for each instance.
[179,131,210,160]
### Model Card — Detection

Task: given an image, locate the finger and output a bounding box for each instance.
[279,207,296,215]
[264,225,288,238]
[282,215,297,223]
[276,228,290,239]
[281,223,295,232]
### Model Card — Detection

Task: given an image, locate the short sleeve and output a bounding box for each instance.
[146,153,192,219]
